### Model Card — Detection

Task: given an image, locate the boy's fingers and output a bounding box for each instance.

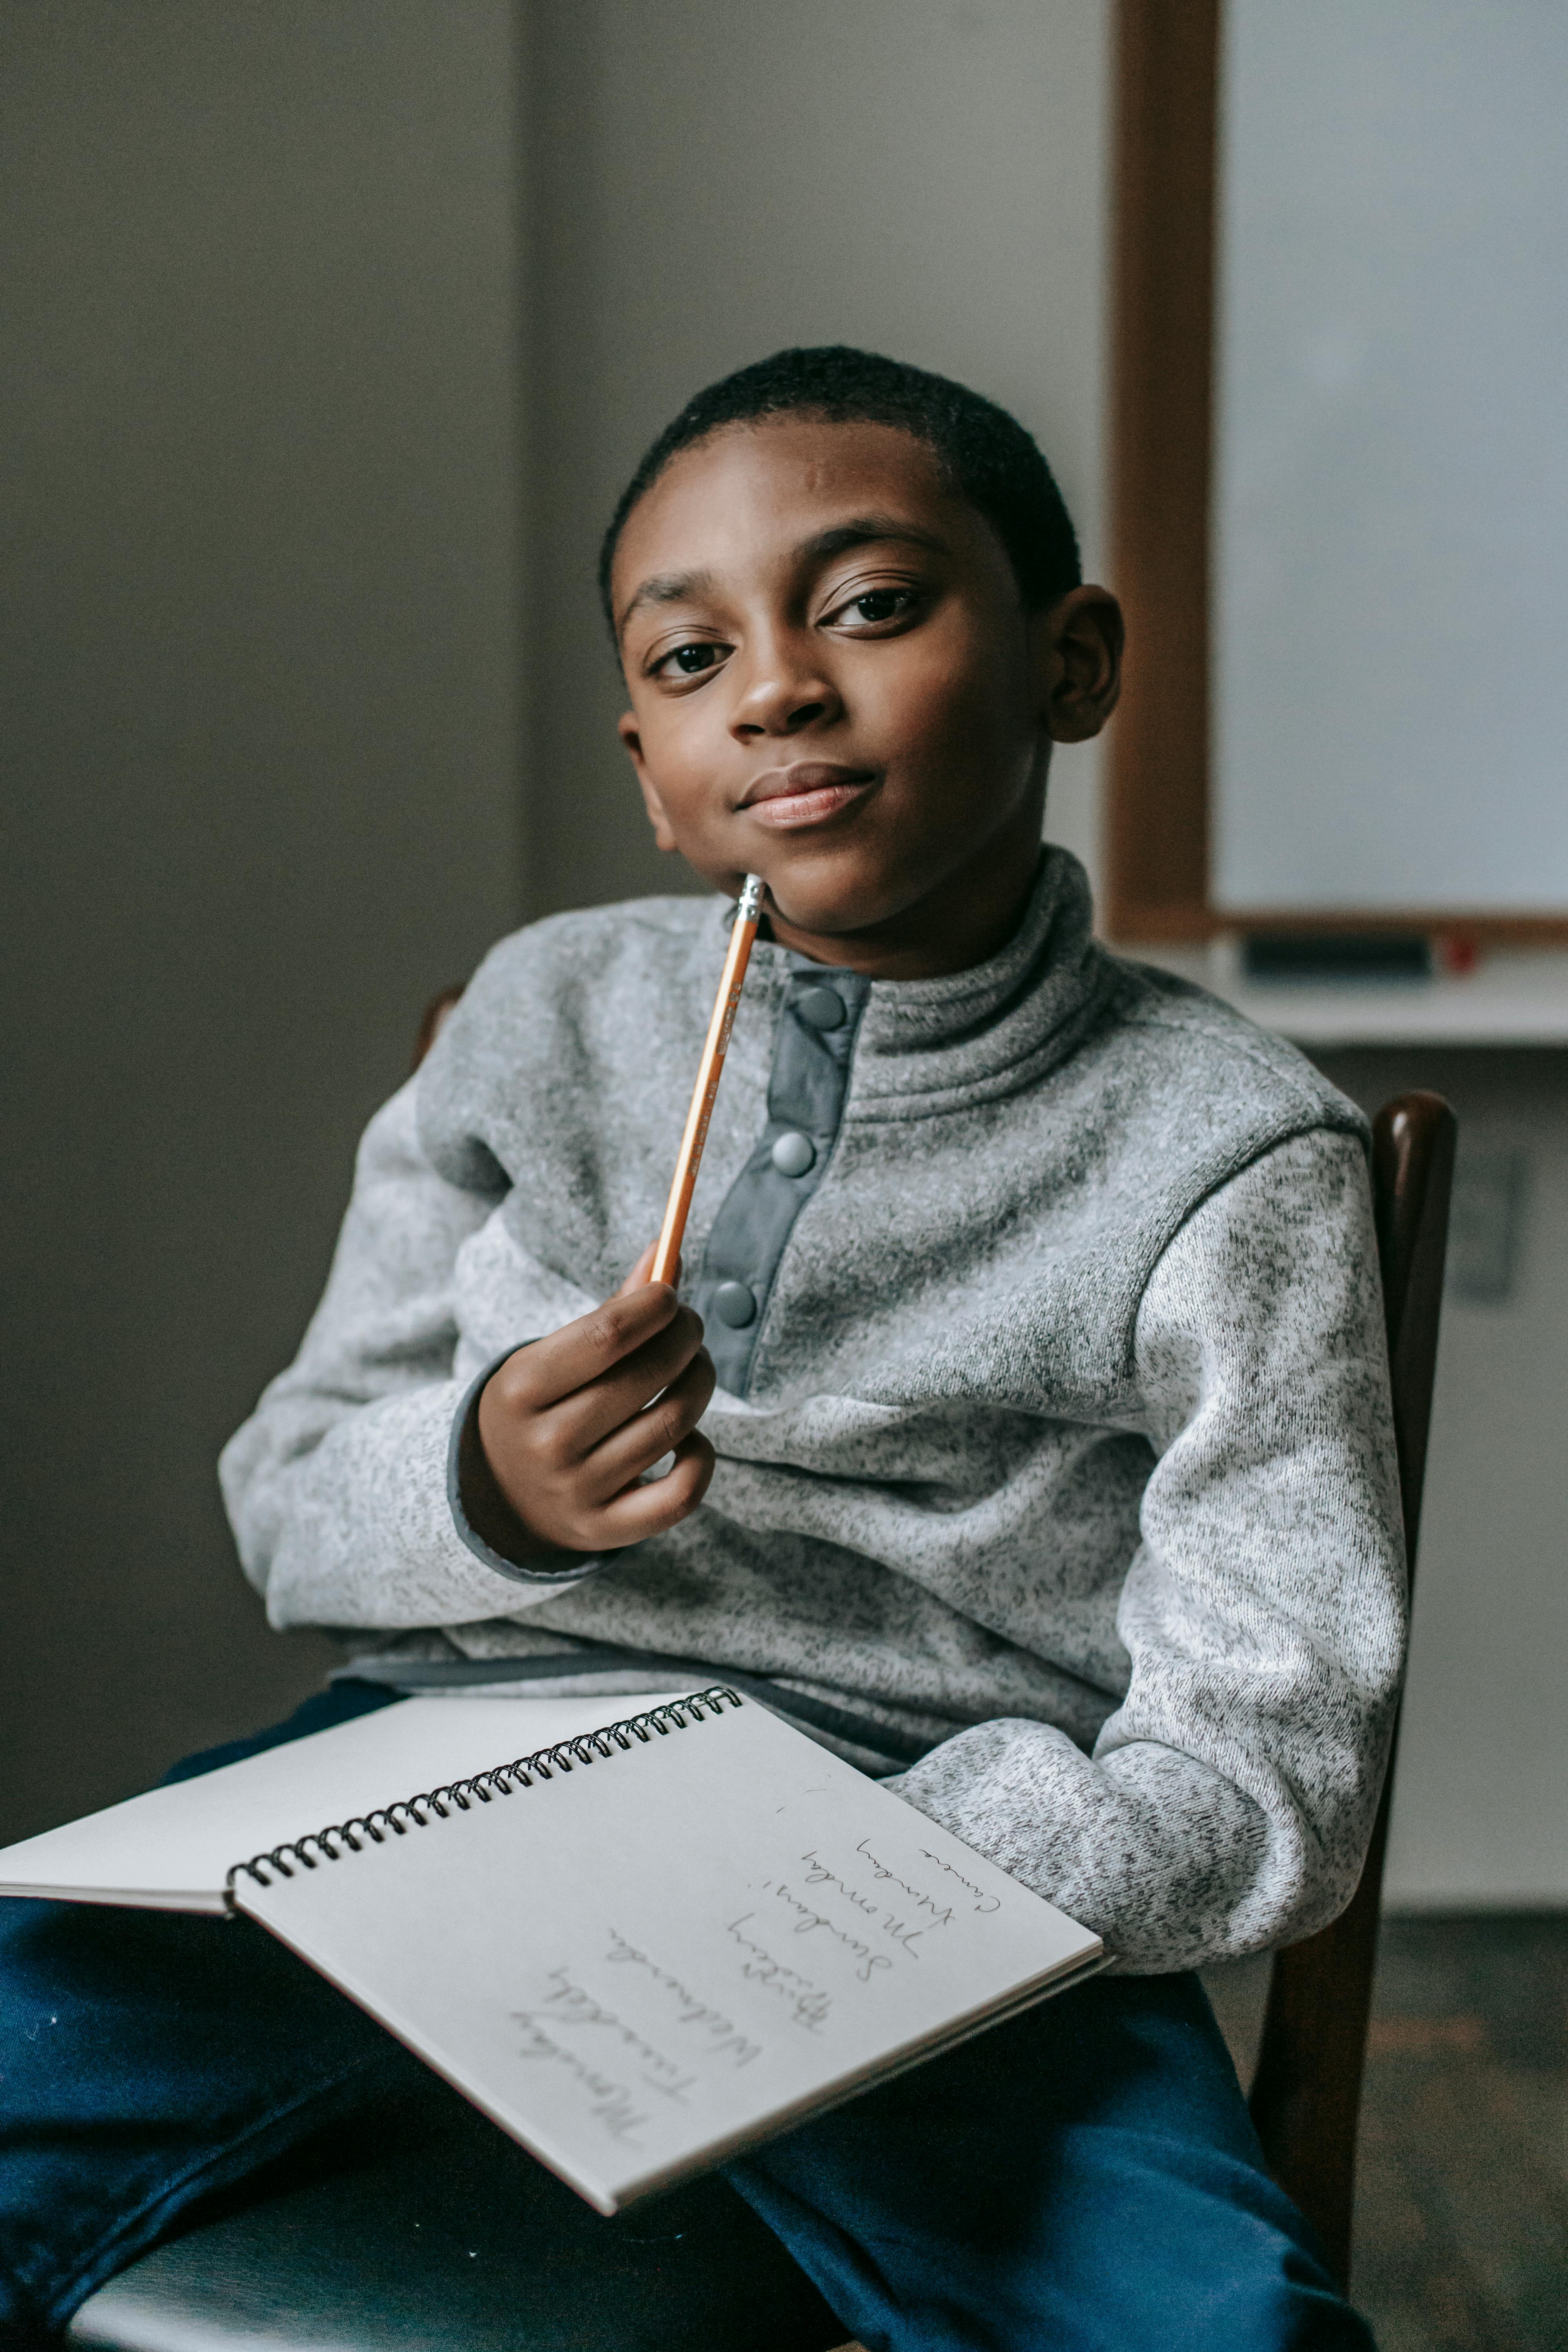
[497,1283,681,1411]
[591,1430,717,1546]
[546,1305,708,1457]
[577,1348,716,1500]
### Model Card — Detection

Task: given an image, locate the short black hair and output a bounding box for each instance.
[599,345,1081,636]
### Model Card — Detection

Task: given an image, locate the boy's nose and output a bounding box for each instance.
[729,643,843,739]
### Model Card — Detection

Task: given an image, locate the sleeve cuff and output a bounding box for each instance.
[446,1349,608,1586]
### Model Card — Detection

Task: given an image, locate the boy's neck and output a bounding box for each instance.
[761,807,1048,984]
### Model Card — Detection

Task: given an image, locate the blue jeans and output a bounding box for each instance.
[0,1682,1373,2348]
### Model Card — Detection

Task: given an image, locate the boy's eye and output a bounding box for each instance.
[652,641,728,680]
[831,587,920,630]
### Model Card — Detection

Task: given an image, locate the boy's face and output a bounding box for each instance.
[613,416,1121,978]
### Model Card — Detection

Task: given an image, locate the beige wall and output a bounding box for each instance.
[1317,1051,1568,1908]
[522,0,1109,920]
[1,2,526,1838]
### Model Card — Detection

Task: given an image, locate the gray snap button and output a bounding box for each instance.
[713,1280,758,1328]
[795,986,846,1031]
[770,1130,816,1178]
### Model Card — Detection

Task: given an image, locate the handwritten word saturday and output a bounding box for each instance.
[726,1913,833,2030]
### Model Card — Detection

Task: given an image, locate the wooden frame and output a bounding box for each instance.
[1105,0,1218,944]
[1104,0,1568,947]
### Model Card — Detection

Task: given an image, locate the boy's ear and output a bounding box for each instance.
[617,711,679,852]
[1036,586,1124,744]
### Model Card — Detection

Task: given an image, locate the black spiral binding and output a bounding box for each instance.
[223,1686,744,1906]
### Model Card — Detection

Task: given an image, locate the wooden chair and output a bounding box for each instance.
[1248,1089,1456,2283]
[68,1068,1454,2346]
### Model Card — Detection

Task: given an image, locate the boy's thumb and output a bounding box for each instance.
[616,1241,678,1296]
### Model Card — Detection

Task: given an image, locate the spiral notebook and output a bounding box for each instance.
[0,1690,1102,2212]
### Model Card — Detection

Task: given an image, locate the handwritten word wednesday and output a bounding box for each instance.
[604,1927,762,2067]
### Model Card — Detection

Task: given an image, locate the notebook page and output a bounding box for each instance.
[232,1694,1100,2212]
[0,1692,694,1911]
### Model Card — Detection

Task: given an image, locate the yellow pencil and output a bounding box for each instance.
[651,874,765,1288]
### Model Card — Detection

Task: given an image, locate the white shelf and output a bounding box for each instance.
[1121,944,1568,1048]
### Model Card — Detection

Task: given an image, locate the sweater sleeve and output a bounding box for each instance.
[892,1127,1407,1972]
[218,1078,601,1632]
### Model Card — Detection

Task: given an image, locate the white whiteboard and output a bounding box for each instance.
[1212,0,1568,914]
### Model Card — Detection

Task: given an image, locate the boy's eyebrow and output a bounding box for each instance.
[618,567,719,631]
[799,515,950,565]
[617,517,950,633]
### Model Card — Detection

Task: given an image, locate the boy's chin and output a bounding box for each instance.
[760,879,906,947]
[667,838,904,944]
[664,849,829,926]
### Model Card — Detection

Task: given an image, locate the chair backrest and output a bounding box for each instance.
[1248,1091,1457,2287]
[411,985,465,1072]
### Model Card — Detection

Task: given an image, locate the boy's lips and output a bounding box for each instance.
[737,762,878,829]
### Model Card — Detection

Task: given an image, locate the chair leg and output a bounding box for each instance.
[1248,1818,1387,2289]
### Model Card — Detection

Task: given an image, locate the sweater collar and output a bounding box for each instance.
[738,848,1110,1115]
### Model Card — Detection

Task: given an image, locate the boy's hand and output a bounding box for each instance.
[472,1246,717,1559]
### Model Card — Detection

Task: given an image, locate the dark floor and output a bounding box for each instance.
[1203,1914,1568,2352]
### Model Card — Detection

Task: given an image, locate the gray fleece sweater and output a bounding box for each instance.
[220,850,1405,1973]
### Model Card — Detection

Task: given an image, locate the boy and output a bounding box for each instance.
[0,349,1401,2347]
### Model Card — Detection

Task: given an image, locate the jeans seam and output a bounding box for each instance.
[20,2050,391,2332]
